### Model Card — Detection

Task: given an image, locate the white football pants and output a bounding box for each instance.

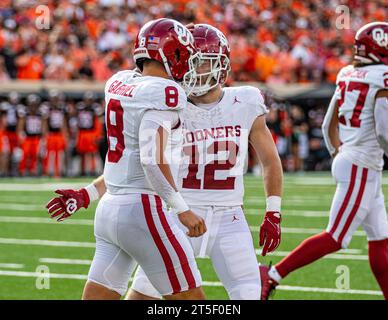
[327,153,388,248]
[87,193,201,296]
[131,205,261,300]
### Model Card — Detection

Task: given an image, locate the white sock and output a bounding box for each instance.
[268,266,282,283]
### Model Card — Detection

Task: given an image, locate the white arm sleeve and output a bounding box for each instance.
[139,110,189,213]
[374,96,388,157]
[322,93,339,156]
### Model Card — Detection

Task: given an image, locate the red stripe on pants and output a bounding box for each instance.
[141,194,181,294]
[154,196,197,290]
[329,164,358,236]
[337,168,368,245]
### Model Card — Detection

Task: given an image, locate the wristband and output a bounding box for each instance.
[85,183,100,202]
[266,196,281,212]
[168,192,190,214]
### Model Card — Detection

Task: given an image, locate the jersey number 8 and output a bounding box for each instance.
[106,87,180,163]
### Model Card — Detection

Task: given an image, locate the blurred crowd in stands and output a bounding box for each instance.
[0,0,386,84]
[0,91,105,177]
[263,97,331,172]
[0,0,386,176]
[0,90,332,177]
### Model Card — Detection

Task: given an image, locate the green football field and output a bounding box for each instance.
[0,172,386,300]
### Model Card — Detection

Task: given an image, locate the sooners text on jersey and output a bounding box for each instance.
[178,86,268,206]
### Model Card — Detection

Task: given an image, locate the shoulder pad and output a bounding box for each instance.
[139,78,187,111]
[230,86,268,115]
[237,86,265,105]
[368,65,388,89]
[104,70,141,93]
[336,65,354,85]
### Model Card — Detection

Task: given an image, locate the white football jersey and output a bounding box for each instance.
[336,64,388,171]
[178,86,268,206]
[103,70,186,195]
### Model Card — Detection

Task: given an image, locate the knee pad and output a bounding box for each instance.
[88,241,136,296]
[88,261,131,297]
[227,283,261,300]
[219,232,258,279]
[131,270,162,299]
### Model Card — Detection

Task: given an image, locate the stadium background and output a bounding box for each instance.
[0,0,387,300]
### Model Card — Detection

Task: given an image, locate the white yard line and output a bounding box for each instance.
[0,269,381,296]
[245,176,388,186]
[337,248,362,254]
[244,195,334,200]
[0,203,45,211]
[245,199,332,205]
[255,249,367,261]
[0,183,86,191]
[0,263,24,269]
[255,248,362,255]
[276,285,381,296]
[249,226,366,236]
[0,237,95,248]
[0,270,88,280]
[244,209,329,217]
[0,216,94,226]
[319,254,368,261]
[39,258,92,265]
[244,177,335,186]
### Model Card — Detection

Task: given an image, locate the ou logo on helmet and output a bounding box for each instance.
[372,28,388,49]
[173,22,194,47]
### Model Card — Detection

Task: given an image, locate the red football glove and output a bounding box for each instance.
[45,189,90,222]
[259,211,282,256]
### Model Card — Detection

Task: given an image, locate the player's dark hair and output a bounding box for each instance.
[137,58,165,72]
[352,60,383,67]
[135,58,147,71]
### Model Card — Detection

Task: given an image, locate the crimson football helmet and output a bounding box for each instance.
[187,24,231,96]
[134,18,200,93]
[354,22,388,65]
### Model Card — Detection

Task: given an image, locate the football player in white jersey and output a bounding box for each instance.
[261,22,388,300]
[127,24,283,300]
[46,24,284,300]
[46,18,207,300]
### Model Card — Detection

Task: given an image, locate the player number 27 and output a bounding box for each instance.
[337,81,369,128]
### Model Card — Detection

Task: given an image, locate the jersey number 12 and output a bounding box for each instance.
[182,141,239,190]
